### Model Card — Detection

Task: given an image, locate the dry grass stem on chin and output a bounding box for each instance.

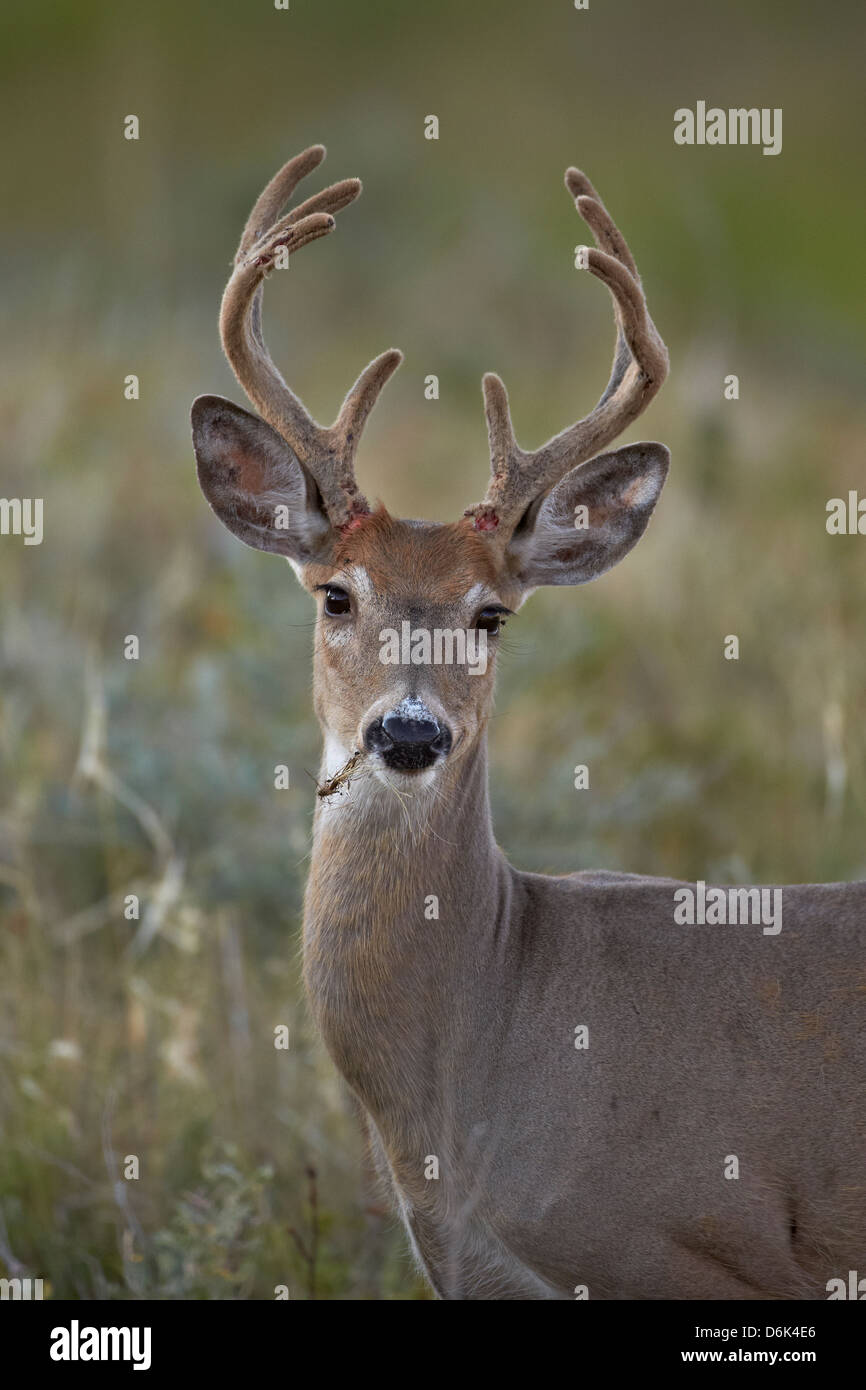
[316,748,367,799]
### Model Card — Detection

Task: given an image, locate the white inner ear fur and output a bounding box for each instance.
[622,475,658,508]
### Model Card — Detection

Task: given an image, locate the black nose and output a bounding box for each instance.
[365,706,453,770]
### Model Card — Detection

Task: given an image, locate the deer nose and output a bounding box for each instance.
[382,708,440,744]
[365,701,453,770]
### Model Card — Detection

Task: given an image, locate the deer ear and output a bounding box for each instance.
[506,442,669,589]
[191,395,334,564]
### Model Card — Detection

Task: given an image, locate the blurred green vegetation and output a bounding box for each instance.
[0,0,864,1298]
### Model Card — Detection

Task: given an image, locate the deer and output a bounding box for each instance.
[191,145,866,1300]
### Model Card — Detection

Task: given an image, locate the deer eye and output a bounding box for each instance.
[323,585,351,617]
[476,607,507,635]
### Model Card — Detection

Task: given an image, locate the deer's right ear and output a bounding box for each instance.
[191,395,334,564]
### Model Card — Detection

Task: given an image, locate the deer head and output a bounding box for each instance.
[191,146,669,787]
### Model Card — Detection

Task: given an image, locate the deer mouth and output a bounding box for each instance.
[380,743,442,772]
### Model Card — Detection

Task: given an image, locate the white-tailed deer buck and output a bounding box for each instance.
[192,146,866,1300]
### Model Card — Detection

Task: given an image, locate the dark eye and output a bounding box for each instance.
[476,607,506,635]
[323,585,351,617]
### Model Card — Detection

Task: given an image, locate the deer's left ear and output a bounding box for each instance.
[505,442,669,589]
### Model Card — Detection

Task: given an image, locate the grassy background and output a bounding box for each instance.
[0,0,864,1298]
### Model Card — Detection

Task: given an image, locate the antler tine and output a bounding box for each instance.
[465,168,668,542]
[220,145,402,530]
[564,167,638,278]
[236,144,328,260]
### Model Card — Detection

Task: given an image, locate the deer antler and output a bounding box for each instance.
[464,168,668,544]
[219,145,402,530]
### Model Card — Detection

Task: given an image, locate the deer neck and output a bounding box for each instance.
[303,732,508,1139]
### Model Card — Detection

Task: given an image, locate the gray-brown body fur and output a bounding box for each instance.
[305,733,866,1300]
